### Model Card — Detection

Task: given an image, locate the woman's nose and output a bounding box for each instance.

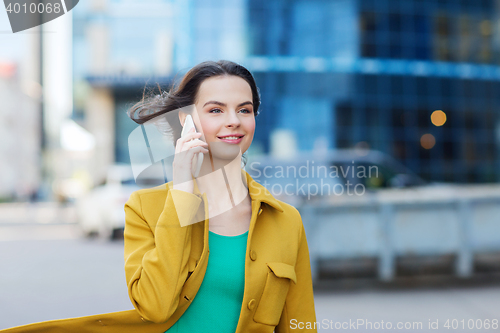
[225,110,241,127]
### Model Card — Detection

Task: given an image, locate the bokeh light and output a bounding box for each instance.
[431,110,447,126]
[420,133,436,149]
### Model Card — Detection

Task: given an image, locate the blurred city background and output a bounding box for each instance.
[1,0,500,331]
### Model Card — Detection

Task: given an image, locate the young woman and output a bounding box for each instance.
[0,60,317,333]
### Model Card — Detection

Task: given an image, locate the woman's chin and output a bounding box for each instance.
[210,153,241,164]
[208,142,242,162]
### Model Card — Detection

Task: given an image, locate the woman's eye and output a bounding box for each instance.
[209,108,252,114]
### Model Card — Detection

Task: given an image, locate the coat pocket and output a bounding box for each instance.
[253,262,297,326]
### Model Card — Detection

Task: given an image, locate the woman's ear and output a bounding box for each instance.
[178,111,187,127]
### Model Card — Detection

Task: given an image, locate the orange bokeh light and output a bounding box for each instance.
[431,110,447,126]
[420,133,436,149]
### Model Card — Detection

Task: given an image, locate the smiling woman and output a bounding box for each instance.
[0,60,317,333]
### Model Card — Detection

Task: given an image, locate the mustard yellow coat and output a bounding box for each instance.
[1,170,317,332]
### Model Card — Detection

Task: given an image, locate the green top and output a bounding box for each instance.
[166,229,249,333]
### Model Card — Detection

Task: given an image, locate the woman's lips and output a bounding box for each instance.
[217,135,244,144]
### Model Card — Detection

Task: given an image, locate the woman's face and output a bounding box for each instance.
[183,75,255,161]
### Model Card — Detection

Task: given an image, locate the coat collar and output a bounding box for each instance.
[243,169,284,213]
[190,169,284,213]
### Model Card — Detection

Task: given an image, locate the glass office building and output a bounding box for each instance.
[73,0,500,183]
[246,0,500,183]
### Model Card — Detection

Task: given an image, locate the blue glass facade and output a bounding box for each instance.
[245,0,500,183]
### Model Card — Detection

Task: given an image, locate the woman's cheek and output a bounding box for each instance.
[197,118,210,134]
[201,124,217,142]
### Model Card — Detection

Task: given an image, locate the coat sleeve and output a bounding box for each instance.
[123,188,203,324]
[275,218,318,333]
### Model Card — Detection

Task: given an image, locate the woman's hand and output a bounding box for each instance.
[172,127,209,193]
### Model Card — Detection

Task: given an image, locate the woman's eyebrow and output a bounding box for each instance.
[203,100,253,108]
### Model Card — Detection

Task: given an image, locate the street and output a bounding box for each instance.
[1,223,500,332]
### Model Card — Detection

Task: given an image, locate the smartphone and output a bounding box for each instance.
[180,114,204,177]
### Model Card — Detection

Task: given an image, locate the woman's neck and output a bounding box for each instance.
[195,152,249,215]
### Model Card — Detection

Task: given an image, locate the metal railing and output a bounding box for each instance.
[299,192,500,282]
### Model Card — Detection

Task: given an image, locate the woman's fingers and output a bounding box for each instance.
[173,126,208,190]
[186,146,209,157]
[173,134,208,169]
[181,138,208,152]
[179,145,209,160]
[175,131,203,154]
[173,146,209,171]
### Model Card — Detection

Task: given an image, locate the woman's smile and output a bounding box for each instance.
[217,134,245,144]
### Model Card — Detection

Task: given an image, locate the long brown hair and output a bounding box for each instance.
[127,60,261,143]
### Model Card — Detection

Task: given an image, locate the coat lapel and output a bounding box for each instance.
[243,169,284,213]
